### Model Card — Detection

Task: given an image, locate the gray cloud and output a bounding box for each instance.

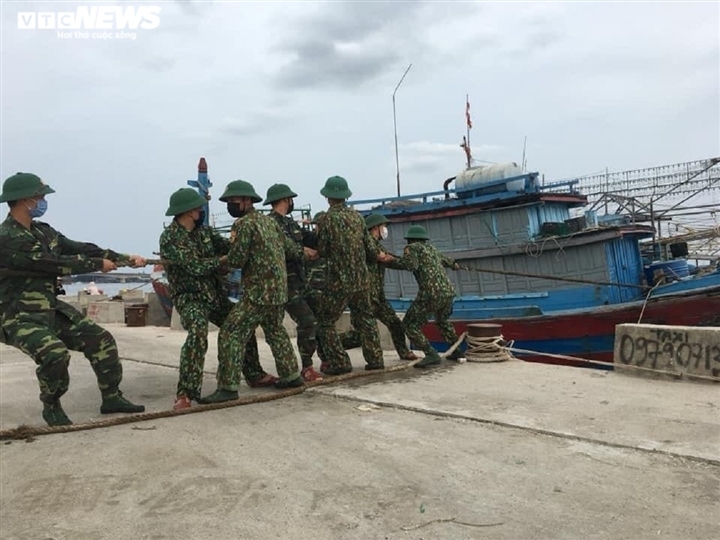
[273,1,488,91]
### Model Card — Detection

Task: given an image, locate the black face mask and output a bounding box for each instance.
[194,211,206,228]
[288,200,295,214]
[227,202,245,218]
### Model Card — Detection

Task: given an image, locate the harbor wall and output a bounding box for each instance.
[614,323,720,382]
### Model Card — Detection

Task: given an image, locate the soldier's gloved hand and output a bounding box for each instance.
[101,259,118,273]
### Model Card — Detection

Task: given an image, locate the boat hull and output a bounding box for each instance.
[420,287,720,369]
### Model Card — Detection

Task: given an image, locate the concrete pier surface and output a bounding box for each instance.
[1,324,718,540]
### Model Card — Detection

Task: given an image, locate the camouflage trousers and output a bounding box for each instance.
[315,287,384,370]
[304,291,330,364]
[403,293,458,354]
[216,296,300,390]
[340,295,410,356]
[285,286,318,369]
[174,294,268,400]
[1,303,122,404]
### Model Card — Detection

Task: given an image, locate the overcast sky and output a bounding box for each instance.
[2,0,719,262]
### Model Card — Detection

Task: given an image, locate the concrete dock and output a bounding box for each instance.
[1,323,718,540]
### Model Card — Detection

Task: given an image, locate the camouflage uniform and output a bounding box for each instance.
[302,218,331,365]
[394,229,460,361]
[268,211,319,369]
[0,172,144,425]
[159,220,270,400]
[214,208,301,391]
[315,177,384,373]
[339,235,412,357]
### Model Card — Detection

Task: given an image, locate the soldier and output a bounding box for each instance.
[159,188,279,410]
[264,184,323,381]
[303,211,331,370]
[339,213,418,360]
[0,172,146,426]
[314,176,388,375]
[393,224,464,367]
[200,180,303,403]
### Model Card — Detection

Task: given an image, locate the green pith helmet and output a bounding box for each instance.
[219,179,262,203]
[312,211,326,224]
[165,188,206,216]
[320,175,352,199]
[263,183,298,206]
[0,172,55,203]
[365,212,388,230]
[404,224,430,240]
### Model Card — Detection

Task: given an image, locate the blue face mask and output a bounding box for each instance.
[29,198,48,218]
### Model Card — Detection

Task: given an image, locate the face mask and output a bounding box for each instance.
[28,198,48,218]
[380,227,388,240]
[227,202,245,218]
[288,201,294,214]
[194,210,206,228]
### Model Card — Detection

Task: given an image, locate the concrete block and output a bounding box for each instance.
[86,301,125,324]
[171,306,219,332]
[145,292,170,327]
[77,293,108,306]
[614,324,720,382]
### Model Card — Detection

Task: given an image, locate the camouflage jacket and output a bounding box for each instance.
[305,257,326,292]
[0,214,129,325]
[159,220,230,302]
[394,242,457,300]
[316,204,378,293]
[268,211,310,290]
[368,235,404,298]
[227,208,294,305]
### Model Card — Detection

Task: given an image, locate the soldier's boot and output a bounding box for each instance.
[197,389,239,404]
[101,391,145,414]
[323,364,353,376]
[446,348,465,361]
[42,402,73,427]
[414,350,442,368]
[365,360,385,371]
[274,376,304,389]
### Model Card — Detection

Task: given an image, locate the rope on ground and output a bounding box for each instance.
[439,332,467,359]
[0,360,418,441]
[507,345,720,382]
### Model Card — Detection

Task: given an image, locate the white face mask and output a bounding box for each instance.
[380,227,388,240]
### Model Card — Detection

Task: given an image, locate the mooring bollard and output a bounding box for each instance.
[465,323,514,363]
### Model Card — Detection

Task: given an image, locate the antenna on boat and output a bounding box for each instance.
[187,157,212,227]
[522,135,528,172]
[465,94,472,169]
[392,63,413,197]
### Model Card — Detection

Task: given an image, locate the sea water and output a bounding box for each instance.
[62,282,154,298]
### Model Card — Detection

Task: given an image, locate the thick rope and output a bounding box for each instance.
[506,344,720,383]
[0,360,418,441]
[465,334,514,363]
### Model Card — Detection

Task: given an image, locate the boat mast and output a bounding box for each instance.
[464,94,472,169]
[187,157,212,227]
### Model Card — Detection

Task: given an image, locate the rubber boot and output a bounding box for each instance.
[274,376,304,389]
[197,389,239,404]
[101,391,146,414]
[42,402,73,426]
[414,350,442,368]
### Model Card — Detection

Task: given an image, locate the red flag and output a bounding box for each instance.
[466,98,472,130]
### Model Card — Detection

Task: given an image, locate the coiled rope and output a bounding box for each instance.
[464,334,515,363]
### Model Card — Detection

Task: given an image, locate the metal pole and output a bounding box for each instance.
[393,63,412,197]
